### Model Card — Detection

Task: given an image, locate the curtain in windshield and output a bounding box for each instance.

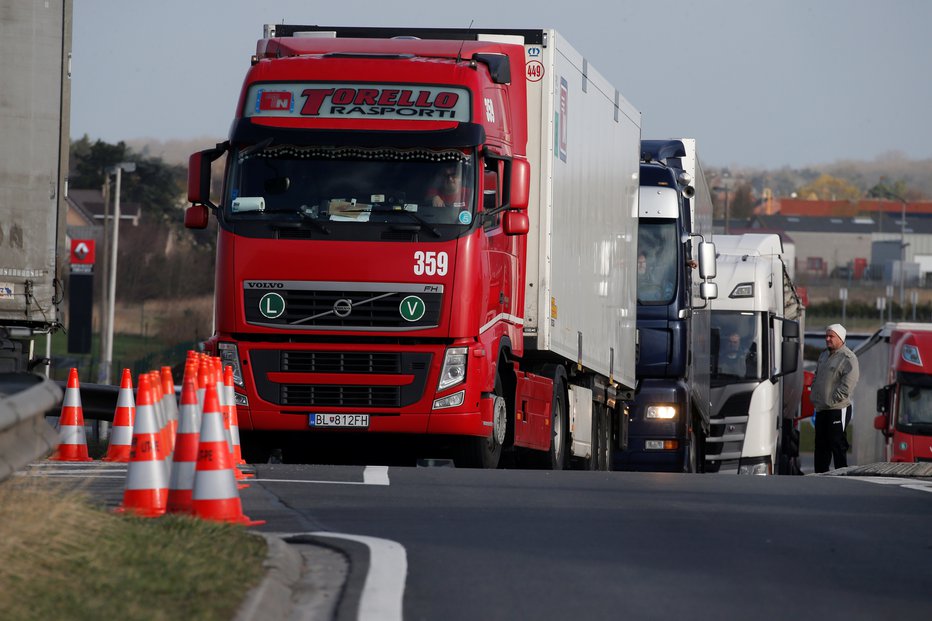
[226,145,475,226]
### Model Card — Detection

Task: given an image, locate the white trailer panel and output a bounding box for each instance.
[523,30,640,390]
[0,0,71,327]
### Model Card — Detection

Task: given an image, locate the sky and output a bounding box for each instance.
[70,0,932,169]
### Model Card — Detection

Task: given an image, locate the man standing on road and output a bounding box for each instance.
[810,323,859,473]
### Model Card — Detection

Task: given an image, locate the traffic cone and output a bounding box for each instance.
[191,382,264,526]
[167,377,200,514]
[161,366,179,451]
[50,368,93,462]
[103,368,135,462]
[116,374,168,517]
[223,365,252,477]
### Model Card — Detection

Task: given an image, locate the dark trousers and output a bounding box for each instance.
[814,408,849,473]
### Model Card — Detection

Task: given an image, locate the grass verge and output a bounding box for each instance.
[0,477,267,621]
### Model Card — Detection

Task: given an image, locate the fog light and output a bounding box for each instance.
[433,390,465,410]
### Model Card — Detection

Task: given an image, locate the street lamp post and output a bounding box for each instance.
[99,162,135,385]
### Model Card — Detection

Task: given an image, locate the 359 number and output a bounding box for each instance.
[413,251,448,276]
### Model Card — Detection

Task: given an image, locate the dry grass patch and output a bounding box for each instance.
[0,477,266,621]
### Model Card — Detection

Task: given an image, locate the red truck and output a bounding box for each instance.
[185,26,641,467]
[874,323,932,462]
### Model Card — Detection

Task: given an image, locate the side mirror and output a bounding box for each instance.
[184,204,210,230]
[187,143,227,208]
[503,210,529,236]
[873,413,888,432]
[783,319,800,339]
[876,385,892,414]
[700,282,718,300]
[508,157,530,210]
[698,241,716,279]
[780,341,799,375]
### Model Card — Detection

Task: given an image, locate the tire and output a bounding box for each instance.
[587,404,602,471]
[541,364,568,470]
[456,374,506,468]
[685,428,698,473]
[687,419,706,474]
[600,404,613,471]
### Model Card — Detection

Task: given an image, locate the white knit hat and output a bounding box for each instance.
[827,323,846,342]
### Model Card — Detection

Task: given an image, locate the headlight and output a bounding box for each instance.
[433,390,465,410]
[437,347,468,391]
[218,342,244,387]
[729,282,754,298]
[738,457,772,475]
[645,405,677,419]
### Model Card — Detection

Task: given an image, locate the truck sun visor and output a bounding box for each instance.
[231,118,486,148]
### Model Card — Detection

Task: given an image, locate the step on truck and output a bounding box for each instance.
[185,26,641,467]
[615,139,718,472]
[708,234,803,474]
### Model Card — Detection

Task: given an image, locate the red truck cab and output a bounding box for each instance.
[874,326,932,462]
[185,29,541,465]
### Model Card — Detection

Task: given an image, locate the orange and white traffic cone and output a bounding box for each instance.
[116,374,168,517]
[103,368,135,462]
[50,368,93,462]
[191,382,264,526]
[223,365,253,478]
[161,366,179,452]
[167,377,200,514]
[219,364,249,482]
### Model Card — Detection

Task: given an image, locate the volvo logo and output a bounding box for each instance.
[246,281,284,289]
[333,298,353,317]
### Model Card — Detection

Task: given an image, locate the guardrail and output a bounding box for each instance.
[0,373,63,483]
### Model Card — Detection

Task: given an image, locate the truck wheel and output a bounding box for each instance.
[600,404,613,471]
[456,374,505,468]
[541,364,568,470]
[587,402,610,471]
[686,430,698,473]
[686,421,705,473]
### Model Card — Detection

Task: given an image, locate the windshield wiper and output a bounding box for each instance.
[389,210,441,237]
[270,207,330,235]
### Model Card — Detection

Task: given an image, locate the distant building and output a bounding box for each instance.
[750,213,932,284]
[65,188,142,247]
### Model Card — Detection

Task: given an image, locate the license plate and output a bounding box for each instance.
[309,413,370,428]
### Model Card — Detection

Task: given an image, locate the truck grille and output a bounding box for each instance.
[705,391,753,472]
[250,349,432,409]
[281,385,400,407]
[243,282,443,330]
[283,351,402,374]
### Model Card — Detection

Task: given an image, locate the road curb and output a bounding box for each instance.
[236,532,351,621]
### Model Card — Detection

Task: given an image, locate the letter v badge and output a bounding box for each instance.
[399,295,425,322]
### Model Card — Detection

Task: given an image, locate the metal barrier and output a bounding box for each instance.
[0,373,63,483]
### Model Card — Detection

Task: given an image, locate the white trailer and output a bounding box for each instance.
[514,30,640,464]
[707,234,804,474]
[0,0,71,374]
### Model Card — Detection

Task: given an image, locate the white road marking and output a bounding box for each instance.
[363,465,390,485]
[312,532,407,621]
[845,476,932,493]
[254,465,390,487]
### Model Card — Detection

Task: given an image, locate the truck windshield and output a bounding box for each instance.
[711,311,765,383]
[224,145,476,227]
[898,384,932,427]
[637,220,678,304]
